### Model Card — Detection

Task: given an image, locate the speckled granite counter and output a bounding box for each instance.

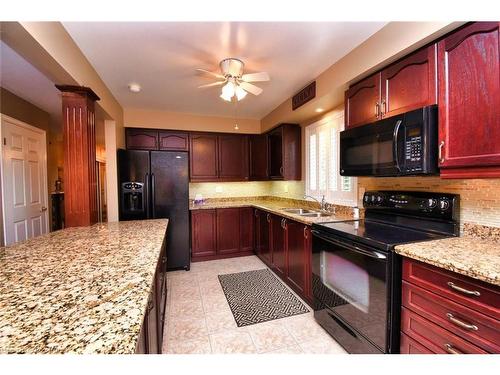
[189,197,354,224]
[395,237,500,286]
[0,219,168,354]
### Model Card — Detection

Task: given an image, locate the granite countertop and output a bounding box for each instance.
[0,219,168,354]
[395,237,500,286]
[189,198,354,225]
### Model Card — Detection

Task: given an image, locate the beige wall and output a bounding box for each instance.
[124,108,261,134]
[0,87,62,229]
[261,22,462,132]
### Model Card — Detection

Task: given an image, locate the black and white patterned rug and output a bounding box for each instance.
[218,269,310,327]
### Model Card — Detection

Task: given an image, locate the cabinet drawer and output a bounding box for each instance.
[403,281,500,353]
[401,307,487,354]
[400,332,434,354]
[402,259,500,319]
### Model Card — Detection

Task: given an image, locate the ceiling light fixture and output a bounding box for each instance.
[220,81,235,102]
[128,83,141,93]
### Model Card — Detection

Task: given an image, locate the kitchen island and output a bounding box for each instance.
[0,219,168,354]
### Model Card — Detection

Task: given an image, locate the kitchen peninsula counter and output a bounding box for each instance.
[0,219,168,354]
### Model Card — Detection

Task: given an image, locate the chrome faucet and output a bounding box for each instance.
[304,194,327,211]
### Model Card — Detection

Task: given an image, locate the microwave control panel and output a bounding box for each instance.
[404,126,423,172]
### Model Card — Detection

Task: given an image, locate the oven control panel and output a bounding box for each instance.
[363,191,459,221]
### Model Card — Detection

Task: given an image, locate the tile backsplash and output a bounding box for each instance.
[358,177,500,228]
[189,181,306,200]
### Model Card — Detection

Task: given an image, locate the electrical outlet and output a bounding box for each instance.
[215,185,223,193]
[284,184,289,193]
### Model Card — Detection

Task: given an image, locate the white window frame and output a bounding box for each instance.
[305,111,358,207]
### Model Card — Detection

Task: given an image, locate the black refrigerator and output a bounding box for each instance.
[118,149,190,270]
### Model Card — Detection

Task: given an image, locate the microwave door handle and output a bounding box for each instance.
[393,120,403,172]
[311,230,386,260]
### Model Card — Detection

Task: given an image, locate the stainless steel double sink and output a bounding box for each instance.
[280,207,332,217]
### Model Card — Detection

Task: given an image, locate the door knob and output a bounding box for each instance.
[41,206,47,212]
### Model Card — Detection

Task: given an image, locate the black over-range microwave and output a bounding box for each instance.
[340,105,439,177]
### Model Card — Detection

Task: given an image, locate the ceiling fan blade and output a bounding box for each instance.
[196,68,225,79]
[241,72,270,82]
[198,81,225,88]
[239,81,263,96]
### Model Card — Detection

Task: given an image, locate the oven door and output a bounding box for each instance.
[311,230,390,353]
[340,115,405,176]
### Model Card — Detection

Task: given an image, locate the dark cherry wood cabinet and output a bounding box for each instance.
[240,207,254,253]
[271,215,286,278]
[191,209,217,258]
[437,22,500,178]
[268,124,301,180]
[255,209,272,266]
[158,131,189,151]
[286,221,311,300]
[249,134,269,180]
[191,208,255,262]
[189,133,219,181]
[381,44,437,118]
[216,208,241,255]
[400,258,500,354]
[126,128,159,150]
[218,134,249,181]
[345,73,381,128]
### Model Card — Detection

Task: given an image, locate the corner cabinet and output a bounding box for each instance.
[345,44,437,129]
[268,124,301,180]
[437,22,500,178]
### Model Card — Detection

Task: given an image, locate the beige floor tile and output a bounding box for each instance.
[248,321,297,353]
[205,309,238,333]
[299,336,347,354]
[261,345,304,354]
[168,302,205,319]
[209,331,257,354]
[202,296,231,312]
[283,314,331,343]
[167,317,208,341]
[164,336,212,354]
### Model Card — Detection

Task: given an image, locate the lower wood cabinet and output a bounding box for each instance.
[271,215,287,278]
[286,220,311,299]
[191,208,254,262]
[255,209,272,265]
[400,258,500,354]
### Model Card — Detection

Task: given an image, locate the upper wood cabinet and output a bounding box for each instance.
[126,128,158,150]
[218,134,249,181]
[381,44,437,118]
[268,123,301,180]
[249,134,269,180]
[189,133,219,181]
[158,131,189,151]
[345,45,437,129]
[345,73,381,128]
[437,22,500,178]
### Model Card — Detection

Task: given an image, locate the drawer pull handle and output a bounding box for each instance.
[446,313,478,331]
[444,343,462,354]
[447,282,481,297]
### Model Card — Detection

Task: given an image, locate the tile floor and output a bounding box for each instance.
[162,255,346,354]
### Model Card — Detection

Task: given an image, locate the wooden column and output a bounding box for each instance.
[56,85,100,227]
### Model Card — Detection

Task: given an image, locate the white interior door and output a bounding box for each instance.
[1,115,48,245]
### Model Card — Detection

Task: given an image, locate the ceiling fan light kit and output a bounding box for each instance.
[197,57,270,102]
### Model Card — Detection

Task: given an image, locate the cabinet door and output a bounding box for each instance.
[282,124,301,180]
[286,221,308,295]
[126,128,158,150]
[381,44,437,118]
[191,210,217,257]
[271,215,286,279]
[239,207,254,253]
[249,134,268,180]
[345,73,381,128]
[159,131,189,151]
[146,287,159,354]
[256,210,271,266]
[438,22,500,176]
[216,208,241,255]
[218,134,249,181]
[268,127,283,179]
[189,133,218,181]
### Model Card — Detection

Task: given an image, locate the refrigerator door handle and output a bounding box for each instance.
[151,173,156,218]
[144,173,150,219]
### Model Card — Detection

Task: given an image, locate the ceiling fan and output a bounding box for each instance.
[197,58,270,101]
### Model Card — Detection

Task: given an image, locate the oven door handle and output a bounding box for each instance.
[311,230,387,260]
[393,119,403,172]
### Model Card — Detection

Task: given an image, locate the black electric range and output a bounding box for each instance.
[311,191,460,354]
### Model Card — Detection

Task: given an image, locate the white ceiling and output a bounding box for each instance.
[63,22,387,119]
